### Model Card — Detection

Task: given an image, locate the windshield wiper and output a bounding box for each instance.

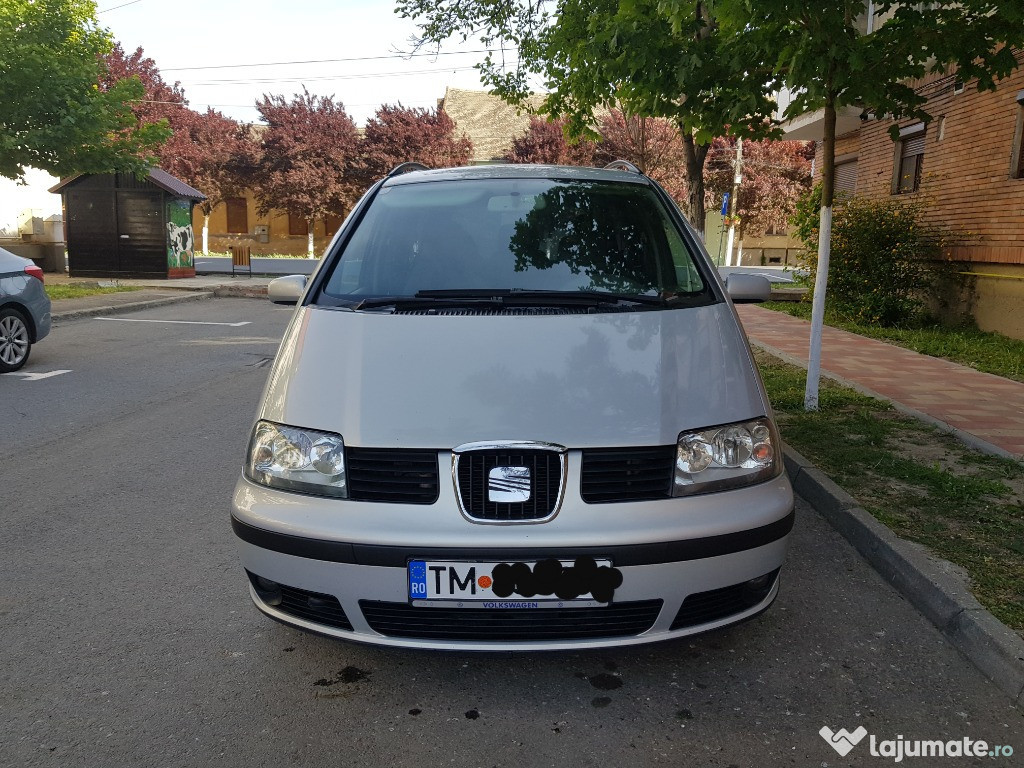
[351,294,506,311]
[415,289,668,307]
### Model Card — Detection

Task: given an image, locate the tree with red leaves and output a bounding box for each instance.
[101,43,260,252]
[595,111,688,205]
[704,138,813,239]
[252,88,360,255]
[358,104,472,184]
[503,116,597,166]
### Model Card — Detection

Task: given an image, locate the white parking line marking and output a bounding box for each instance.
[95,317,251,327]
[1,369,73,381]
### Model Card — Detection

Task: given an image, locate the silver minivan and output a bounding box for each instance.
[231,163,794,650]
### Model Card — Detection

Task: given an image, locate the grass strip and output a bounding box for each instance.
[762,300,1024,383]
[46,284,142,300]
[756,348,1024,632]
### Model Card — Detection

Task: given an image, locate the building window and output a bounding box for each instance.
[1012,91,1024,179]
[894,124,926,194]
[835,157,858,197]
[225,197,248,234]
[324,214,343,236]
[288,213,308,236]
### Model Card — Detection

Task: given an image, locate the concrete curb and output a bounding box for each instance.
[51,290,214,322]
[785,445,1024,704]
[212,284,270,299]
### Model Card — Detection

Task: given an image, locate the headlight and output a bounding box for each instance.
[673,417,782,496]
[245,421,347,497]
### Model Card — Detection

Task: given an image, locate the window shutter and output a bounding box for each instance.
[902,134,926,157]
[835,160,857,195]
[226,197,248,234]
[288,213,308,236]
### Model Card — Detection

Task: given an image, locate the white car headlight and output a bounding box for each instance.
[673,417,782,496]
[245,421,347,497]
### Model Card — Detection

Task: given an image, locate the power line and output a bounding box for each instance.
[97,0,145,12]
[186,65,488,87]
[163,48,510,73]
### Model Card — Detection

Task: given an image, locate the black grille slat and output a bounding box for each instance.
[360,600,662,641]
[580,446,675,503]
[670,570,780,630]
[347,448,439,504]
[456,449,562,521]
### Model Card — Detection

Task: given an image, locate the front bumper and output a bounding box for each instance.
[231,472,794,651]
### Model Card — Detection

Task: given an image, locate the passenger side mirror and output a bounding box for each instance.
[268,274,307,305]
[725,273,771,303]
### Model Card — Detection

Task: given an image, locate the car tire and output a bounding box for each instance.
[0,307,32,373]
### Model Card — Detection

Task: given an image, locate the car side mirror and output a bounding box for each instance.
[725,273,772,303]
[268,275,307,305]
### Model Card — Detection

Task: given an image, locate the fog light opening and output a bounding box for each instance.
[744,569,780,598]
[249,573,284,606]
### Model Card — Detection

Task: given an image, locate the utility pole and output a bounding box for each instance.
[724,137,743,267]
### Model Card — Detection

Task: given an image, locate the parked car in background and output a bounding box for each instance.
[232,162,792,650]
[0,247,51,373]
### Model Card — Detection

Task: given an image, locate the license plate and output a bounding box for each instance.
[407,557,621,608]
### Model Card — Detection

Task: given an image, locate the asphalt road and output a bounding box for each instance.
[1,299,1020,768]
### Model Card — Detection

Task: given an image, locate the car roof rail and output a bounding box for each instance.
[388,162,430,177]
[604,160,643,174]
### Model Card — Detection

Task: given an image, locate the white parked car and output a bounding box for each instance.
[231,162,793,650]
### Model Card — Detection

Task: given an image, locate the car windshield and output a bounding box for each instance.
[319,178,710,306]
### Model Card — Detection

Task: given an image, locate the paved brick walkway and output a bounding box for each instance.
[737,304,1024,460]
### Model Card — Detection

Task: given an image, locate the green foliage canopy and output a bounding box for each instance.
[0,0,169,181]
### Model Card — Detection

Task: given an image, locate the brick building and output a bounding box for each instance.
[783,53,1024,339]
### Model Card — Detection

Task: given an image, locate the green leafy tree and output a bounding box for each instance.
[0,0,169,181]
[396,0,779,238]
[711,0,1024,409]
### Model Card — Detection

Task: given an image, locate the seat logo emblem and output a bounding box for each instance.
[488,466,531,503]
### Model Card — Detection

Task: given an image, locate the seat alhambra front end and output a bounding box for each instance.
[231,162,794,650]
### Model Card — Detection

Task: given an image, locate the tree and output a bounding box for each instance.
[251,89,360,255]
[704,138,813,239]
[101,44,258,253]
[503,115,598,165]
[714,0,1024,409]
[0,0,168,181]
[595,111,689,205]
[358,104,472,183]
[396,0,779,238]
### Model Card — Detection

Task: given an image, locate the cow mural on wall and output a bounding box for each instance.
[167,199,195,270]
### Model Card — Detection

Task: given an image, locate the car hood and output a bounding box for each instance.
[259,304,768,449]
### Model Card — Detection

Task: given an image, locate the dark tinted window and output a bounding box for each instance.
[321,179,706,300]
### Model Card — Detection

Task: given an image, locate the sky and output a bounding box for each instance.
[96,0,515,126]
[0,0,523,228]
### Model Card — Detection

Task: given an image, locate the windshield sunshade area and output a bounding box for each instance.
[318,178,712,310]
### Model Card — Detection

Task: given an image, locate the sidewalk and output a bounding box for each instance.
[737,304,1024,461]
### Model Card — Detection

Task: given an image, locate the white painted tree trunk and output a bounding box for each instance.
[307,225,314,257]
[202,215,209,255]
[725,224,736,267]
[804,205,833,411]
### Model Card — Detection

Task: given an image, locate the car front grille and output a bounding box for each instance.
[359,599,663,641]
[580,446,675,503]
[455,448,564,522]
[247,572,353,631]
[670,569,780,630]
[347,447,439,504]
